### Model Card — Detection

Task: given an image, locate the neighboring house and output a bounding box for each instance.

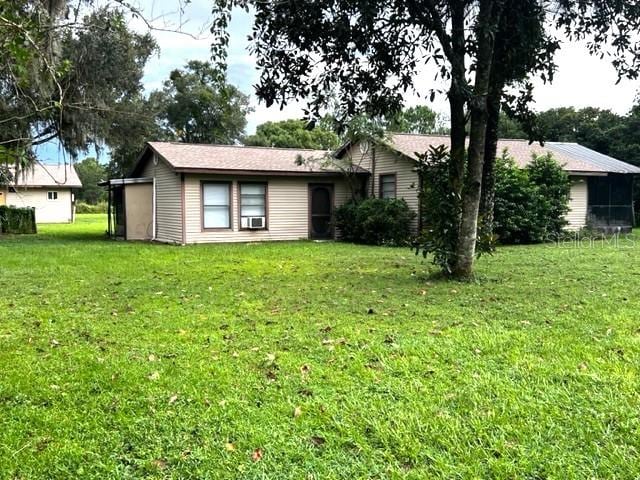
[1,164,82,224]
[106,134,639,244]
[101,143,365,243]
[337,133,640,232]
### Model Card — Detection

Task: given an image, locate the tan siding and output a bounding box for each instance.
[371,146,420,231]
[141,155,182,243]
[183,174,351,244]
[124,183,153,240]
[566,176,588,230]
[6,188,73,223]
[345,142,420,231]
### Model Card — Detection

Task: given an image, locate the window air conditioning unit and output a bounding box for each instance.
[243,216,265,229]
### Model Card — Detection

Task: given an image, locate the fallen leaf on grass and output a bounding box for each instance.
[225,442,236,452]
[309,436,325,447]
[251,448,263,462]
[168,394,178,404]
[50,339,60,347]
[152,459,167,469]
[148,371,160,381]
[293,406,302,418]
[148,354,157,362]
[300,364,310,376]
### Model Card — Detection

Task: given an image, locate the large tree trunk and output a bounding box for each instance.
[479,81,503,239]
[448,2,467,201]
[453,0,501,278]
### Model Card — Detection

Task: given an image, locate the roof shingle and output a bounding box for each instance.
[147,142,352,174]
[385,133,640,174]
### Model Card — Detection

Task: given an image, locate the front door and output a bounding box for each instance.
[309,184,334,239]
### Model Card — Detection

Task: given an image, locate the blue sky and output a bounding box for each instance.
[38,0,639,164]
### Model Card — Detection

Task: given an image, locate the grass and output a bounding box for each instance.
[1,214,640,479]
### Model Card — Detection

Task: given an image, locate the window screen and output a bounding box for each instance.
[379,174,396,199]
[240,183,266,221]
[203,183,230,228]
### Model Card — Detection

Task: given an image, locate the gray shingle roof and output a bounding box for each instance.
[146,142,362,175]
[384,133,640,174]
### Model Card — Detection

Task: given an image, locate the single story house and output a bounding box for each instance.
[338,134,640,232]
[1,163,82,223]
[105,134,639,244]
[102,142,365,242]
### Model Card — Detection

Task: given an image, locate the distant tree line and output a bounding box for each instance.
[498,106,640,169]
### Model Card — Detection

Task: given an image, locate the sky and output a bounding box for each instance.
[38,0,639,163]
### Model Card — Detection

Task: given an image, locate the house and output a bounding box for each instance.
[338,133,640,232]
[1,163,82,223]
[101,142,365,242]
[106,135,639,244]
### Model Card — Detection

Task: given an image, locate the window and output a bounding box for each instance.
[47,191,58,200]
[239,183,267,228]
[379,174,396,199]
[202,182,231,229]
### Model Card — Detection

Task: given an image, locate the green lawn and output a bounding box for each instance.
[1,214,640,479]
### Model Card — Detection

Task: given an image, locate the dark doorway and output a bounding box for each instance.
[309,184,334,239]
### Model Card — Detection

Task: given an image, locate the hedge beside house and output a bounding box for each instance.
[335,198,416,246]
[0,206,37,234]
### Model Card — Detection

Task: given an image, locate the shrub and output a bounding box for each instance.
[76,201,107,214]
[494,153,571,244]
[0,206,37,234]
[335,197,415,246]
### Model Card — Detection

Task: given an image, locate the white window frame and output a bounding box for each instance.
[47,191,58,200]
[202,182,232,230]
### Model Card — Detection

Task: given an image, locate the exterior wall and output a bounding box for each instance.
[6,187,73,223]
[566,176,588,230]
[124,183,153,240]
[183,174,351,244]
[346,142,420,231]
[141,155,183,243]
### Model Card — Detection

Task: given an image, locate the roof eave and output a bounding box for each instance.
[172,167,368,177]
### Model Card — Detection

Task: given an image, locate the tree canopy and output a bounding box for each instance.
[1,3,157,167]
[388,106,443,135]
[153,61,252,145]
[244,119,339,150]
[74,157,107,204]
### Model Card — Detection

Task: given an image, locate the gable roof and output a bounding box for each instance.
[10,163,82,188]
[383,133,640,174]
[133,142,366,176]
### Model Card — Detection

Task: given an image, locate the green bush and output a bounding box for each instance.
[76,201,107,214]
[494,153,571,244]
[335,198,415,246]
[0,206,37,234]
